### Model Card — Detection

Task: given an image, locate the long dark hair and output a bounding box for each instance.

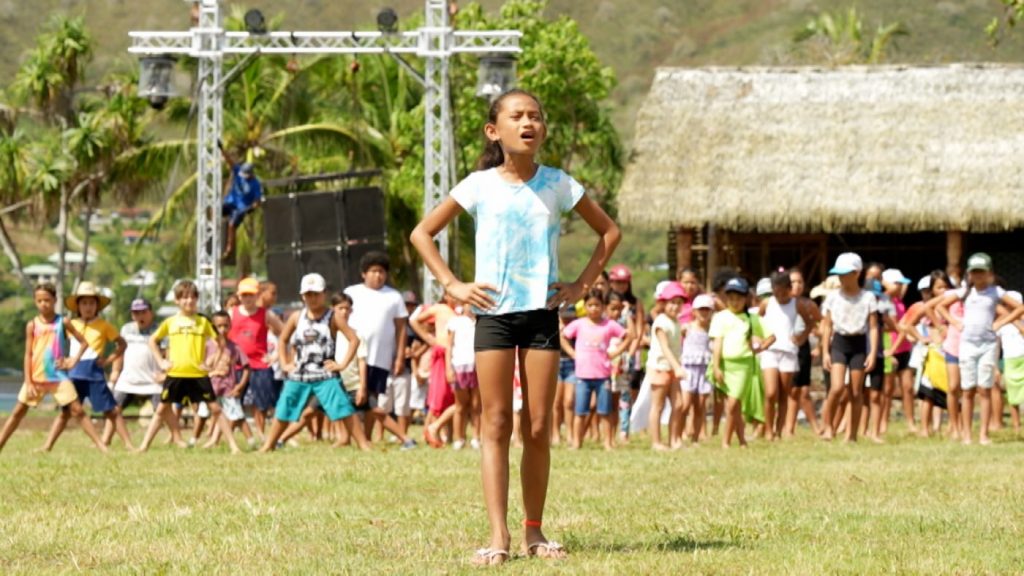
[475,89,545,171]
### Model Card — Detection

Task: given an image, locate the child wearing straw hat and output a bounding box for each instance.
[0,283,107,454]
[47,282,129,449]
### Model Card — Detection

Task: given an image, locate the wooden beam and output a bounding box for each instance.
[946,230,963,284]
[675,226,693,273]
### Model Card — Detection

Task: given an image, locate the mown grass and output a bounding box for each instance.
[1,416,1022,574]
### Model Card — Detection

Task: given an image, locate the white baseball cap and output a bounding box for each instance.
[916,276,931,292]
[755,277,773,297]
[300,273,326,294]
[829,252,863,275]
[692,294,715,309]
[882,269,911,285]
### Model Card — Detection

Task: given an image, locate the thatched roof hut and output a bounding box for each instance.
[619,65,1024,233]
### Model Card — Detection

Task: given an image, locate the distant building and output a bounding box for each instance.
[23,263,60,285]
[619,64,1024,288]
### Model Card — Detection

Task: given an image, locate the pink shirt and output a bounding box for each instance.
[564,318,626,379]
[942,301,964,357]
[891,297,912,355]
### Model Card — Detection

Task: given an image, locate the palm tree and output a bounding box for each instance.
[793,7,908,66]
[0,122,34,292]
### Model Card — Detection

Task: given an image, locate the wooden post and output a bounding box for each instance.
[947,230,963,283]
[675,226,693,274]
[706,224,718,291]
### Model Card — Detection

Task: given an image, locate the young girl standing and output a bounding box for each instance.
[410,89,620,566]
[646,282,687,451]
[758,271,814,441]
[711,278,772,448]
[996,291,1024,434]
[677,294,714,444]
[930,253,1024,445]
[562,289,629,450]
[0,283,106,453]
[820,253,878,442]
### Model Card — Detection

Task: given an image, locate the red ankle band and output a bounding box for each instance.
[523,519,542,528]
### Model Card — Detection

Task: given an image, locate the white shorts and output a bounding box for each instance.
[373,373,413,416]
[760,349,799,373]
[959,340,998,391]
[219,396,245,422]
[390,373,412,417]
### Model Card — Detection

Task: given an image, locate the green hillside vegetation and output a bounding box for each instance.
[3,0,1024,144]
[1,1,1023,367]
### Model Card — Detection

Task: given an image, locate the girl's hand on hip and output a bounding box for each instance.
[547,281,584,310]
[447,280,497,312]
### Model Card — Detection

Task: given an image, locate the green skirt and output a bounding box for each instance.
[1005,356,1024,406]
[709,357,765,424]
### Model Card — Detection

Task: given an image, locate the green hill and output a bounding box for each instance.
[3,1,1024,144]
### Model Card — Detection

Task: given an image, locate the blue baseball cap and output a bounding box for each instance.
[724,277,749,294]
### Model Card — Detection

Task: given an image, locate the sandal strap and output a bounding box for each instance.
[474,548,509,558]
[527,540,565,553]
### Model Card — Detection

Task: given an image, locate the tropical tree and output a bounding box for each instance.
[793,7,908,66]
[989,0,1024,44]
[2,16,182,306]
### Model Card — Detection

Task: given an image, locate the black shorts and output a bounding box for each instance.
[893,351,912,372]
[866,358,885,391]
[365,365,390,396]
[475,309,559,352]
[161,376,216,406]
[794,341,812,387]
[830,334,867,371]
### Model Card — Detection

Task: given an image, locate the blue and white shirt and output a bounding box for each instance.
[451,165,585,315]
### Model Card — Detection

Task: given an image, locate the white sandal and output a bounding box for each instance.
[471,548,510,566]
[523,540,567,559]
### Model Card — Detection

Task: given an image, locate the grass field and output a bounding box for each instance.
[1,416,1022,574]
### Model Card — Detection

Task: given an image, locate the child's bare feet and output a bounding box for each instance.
[652,443,669,452]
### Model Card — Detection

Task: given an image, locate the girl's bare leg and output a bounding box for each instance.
[475,349,516,554]
[821,364,848,440]
[648,384,669,450]
[899,368,916,432]
[0,402,30,452]
[990,385,1004,432]
[978,388,992,445]
[41,409,71,451]
[846,370,866,442]
[551,381,564,444]
[762,368,780,441]
[962,388,976,444]
[712,390,724,436]
[946,364,962,440]
[518,347,565,555]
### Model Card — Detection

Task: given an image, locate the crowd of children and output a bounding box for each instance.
[5,249,1024,455]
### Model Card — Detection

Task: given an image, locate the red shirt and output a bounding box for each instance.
[229,306,269,369]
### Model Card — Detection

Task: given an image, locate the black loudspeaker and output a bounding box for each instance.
[343,187,386,241]
[297,192,344,245]
[264,195,296,250]
[264,187,386,297]
[266,249,300,296]
[298,246,346,294]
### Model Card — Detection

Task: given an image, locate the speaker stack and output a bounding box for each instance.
[263,187,386,295]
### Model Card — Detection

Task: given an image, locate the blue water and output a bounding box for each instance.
[0,392,15,413]
[0,376,20,413]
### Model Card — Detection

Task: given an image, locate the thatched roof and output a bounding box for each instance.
[619,65,1024,233]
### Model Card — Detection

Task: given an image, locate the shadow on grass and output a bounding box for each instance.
[571,535,734,554]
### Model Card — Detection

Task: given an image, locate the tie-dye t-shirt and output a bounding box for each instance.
[451,165,585,315]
